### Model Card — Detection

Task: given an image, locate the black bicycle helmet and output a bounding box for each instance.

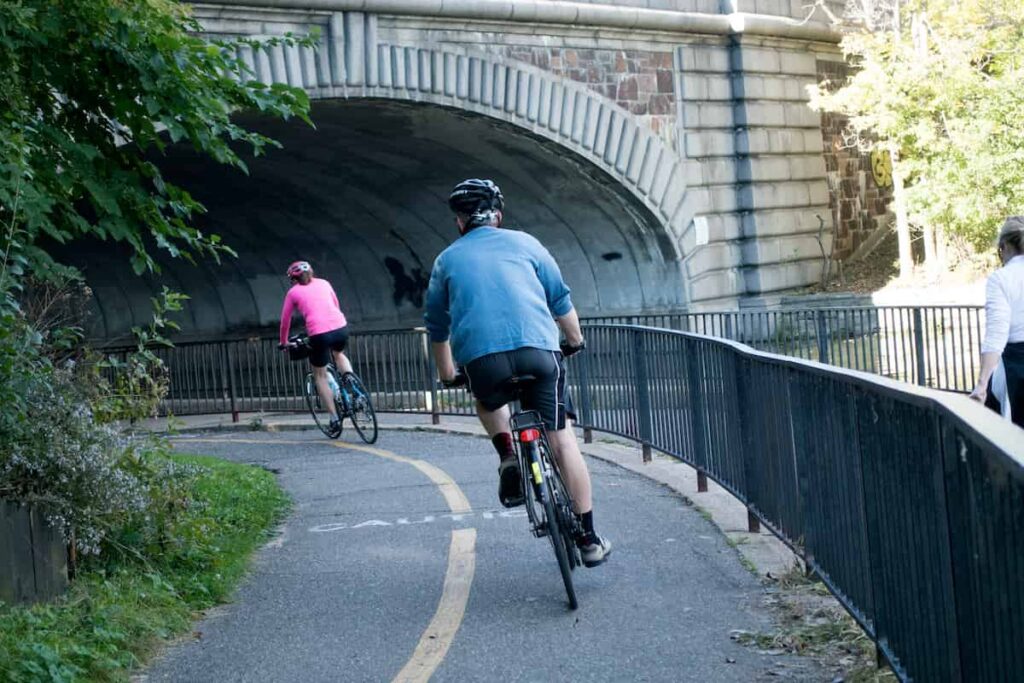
[448,179,504,223]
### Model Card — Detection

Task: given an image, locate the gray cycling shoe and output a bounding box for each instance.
[498,458,525,508]
[579,535,612,568]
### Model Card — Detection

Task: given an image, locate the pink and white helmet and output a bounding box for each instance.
[286,261,312,279]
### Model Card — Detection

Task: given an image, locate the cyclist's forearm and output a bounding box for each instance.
[555,308,584,346]
[432,341,457,380]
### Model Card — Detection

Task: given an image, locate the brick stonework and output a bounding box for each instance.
[818,59,893,260]
[504,47,677,147]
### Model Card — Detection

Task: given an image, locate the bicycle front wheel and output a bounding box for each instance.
[540,478,578,610]
[346,373,378,444]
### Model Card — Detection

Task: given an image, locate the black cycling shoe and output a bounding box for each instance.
[498,458,525,508]
[328,417,342,438]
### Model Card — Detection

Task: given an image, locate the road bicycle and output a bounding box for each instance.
[446,343,585,609]
[282,335,378,444]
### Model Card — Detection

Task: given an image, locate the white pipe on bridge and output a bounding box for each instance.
[192,0,840,44]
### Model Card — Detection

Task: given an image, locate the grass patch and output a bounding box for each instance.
[0,453,289,682]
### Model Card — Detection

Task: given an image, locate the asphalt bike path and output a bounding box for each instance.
[142,430,818,682]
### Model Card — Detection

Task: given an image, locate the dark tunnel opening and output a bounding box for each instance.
[54,99,687,343]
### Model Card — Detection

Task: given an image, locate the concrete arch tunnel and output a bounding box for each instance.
[69,99,687,342]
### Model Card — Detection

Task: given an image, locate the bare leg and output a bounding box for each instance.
[333,350,354,375]
[547,420,593,514]
[476,401,510,436]
[312,365,337,418]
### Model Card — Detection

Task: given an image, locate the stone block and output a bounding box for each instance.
[779,51,818,77]
[679,74,733,101]
[739,180,815,210]
[789,155,827,180]
[735,101,786,127]
[741,234,826,266]
[731,46,781,75]
[744,259,822,294]
[710,185,739,213]
[684,131,735,158]
[681,102,733,128]
[784,102,822,128]
[701,158,738,185]
[737,157,792,182]
[742,206,832,238]
[675,45,731,74]
[690,269,745,303]
[686,242,743,273]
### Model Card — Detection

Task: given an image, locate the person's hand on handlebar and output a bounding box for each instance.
[560,339,586,357]
[441,371,468,388]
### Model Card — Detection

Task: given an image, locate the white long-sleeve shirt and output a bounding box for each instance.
[982,254,1024,354]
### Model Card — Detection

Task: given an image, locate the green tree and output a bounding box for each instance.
[812,0,1024,272]
[0,0,312,309]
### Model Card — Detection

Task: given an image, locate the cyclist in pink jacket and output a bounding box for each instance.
[279,261,353,436]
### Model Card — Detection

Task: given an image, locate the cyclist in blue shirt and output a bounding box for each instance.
[425,179,611,567]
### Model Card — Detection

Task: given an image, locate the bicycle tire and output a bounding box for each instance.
[305,369,342,439]
[549,464,582,570]
[540,476,578,610]
[346,373,378,444]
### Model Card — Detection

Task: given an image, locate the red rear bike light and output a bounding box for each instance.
[519,428,541,443]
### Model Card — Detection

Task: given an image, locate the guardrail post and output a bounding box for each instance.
[632,329,653,463]
[747,509,760,534]
[685,340,709,491]
[912,307,927,386]
[224,343,239,423]
[577,341,594,444]
[815,310,830,365]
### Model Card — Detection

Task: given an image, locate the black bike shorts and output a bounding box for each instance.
[308,327,349,368]
[464,347,576,431]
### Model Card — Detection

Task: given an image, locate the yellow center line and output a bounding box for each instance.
[177,436,477,681]
[333,442,472,514]
[391,528,477,683]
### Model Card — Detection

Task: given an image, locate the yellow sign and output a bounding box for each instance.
[871,148,893,188]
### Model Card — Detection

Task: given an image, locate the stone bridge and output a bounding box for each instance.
[70,0,887,342]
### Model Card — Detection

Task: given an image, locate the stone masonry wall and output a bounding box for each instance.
[817,58,893,259]
[503,47,677,148]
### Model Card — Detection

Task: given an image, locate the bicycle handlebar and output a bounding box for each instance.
[560,339,586,357]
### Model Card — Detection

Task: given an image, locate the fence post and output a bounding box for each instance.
[577,340,595,444]
[224,343,239,423]
[815,310,831,365]
[685,340,709,491]
[912,307,927,386]
[631,329,653,463]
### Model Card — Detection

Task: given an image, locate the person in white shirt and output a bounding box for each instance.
[970,216,1024,427]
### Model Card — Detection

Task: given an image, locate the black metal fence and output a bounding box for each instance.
[584,305,986,393]
[119,314,1022,682]
[569,325,1023,682]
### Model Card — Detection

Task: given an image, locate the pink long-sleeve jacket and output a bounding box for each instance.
[279,278,348,345]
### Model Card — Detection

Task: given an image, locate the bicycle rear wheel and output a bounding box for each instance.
[305,371,341,438]
[540,476,578,610]
[346,373,378,444]
[550,464,582,570]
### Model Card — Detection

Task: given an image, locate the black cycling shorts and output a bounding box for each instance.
[464,347,576,431]
[308,327,349,368]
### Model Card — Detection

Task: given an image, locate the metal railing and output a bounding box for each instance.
[116,315,1021,682]
[584,305,986,393]
[567,324,1022,683]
